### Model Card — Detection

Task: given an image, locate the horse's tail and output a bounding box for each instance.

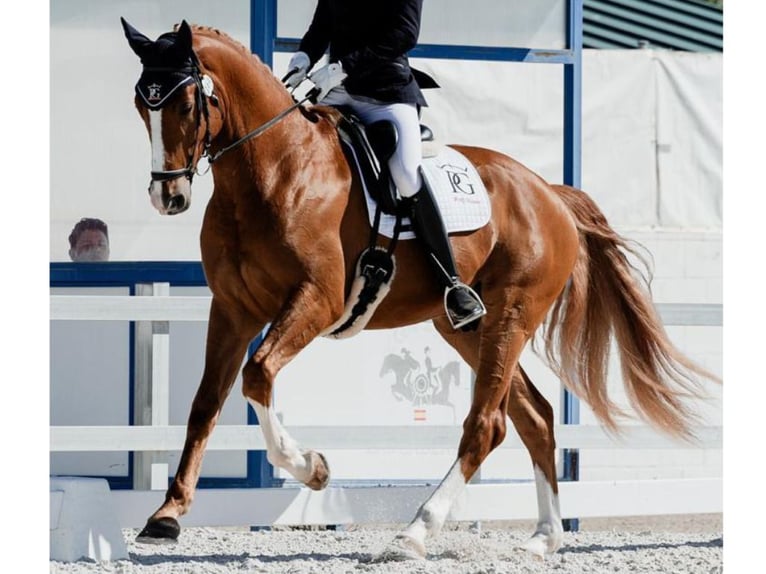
[542,184,719,439]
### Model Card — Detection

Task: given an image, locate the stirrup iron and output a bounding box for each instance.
[444,282,487,330]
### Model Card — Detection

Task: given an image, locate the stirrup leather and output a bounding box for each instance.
[444,282,487,330]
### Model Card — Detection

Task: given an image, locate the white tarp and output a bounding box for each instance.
[654,50,723,227]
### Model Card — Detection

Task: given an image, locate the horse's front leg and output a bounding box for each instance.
[242,280,341,490]
[137,300,259,543]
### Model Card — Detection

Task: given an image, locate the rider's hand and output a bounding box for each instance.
[308,61,347,102]
[284,51,310,89]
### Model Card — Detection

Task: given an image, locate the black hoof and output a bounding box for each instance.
[135,517,181,544]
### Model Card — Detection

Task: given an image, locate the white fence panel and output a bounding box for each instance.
[108,478,721,528]
[49,293,722,527]
[50,424,722,453]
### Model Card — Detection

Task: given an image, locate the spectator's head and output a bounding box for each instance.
[68,218,110,262]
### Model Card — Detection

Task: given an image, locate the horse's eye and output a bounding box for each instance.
[180,102,194,115]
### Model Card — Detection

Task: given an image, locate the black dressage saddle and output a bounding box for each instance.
[336,107,434,216]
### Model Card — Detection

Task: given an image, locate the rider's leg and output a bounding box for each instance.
[344,98,422,198]
[350,98,486,329]
[354,100,486,329]
[340,94,486,329]
[405,175,486,329]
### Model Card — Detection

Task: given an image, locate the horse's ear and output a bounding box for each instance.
[121,17,153,58]
[175,20,193,57]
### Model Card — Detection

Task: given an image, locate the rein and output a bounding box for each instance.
[207,86,318,164]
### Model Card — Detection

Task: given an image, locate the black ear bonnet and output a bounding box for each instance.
[121,18,199,109]
[122,18,218,185]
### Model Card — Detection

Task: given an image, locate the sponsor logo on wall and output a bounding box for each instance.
[379,346,461,423]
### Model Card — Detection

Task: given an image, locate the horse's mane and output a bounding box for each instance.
[174,22,253,58]
[173,22,343,126]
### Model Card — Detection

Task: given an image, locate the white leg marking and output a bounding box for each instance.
[382,458,466,560]
[520,464,564,557]
[148,110,165,211]
[247,399,312,483]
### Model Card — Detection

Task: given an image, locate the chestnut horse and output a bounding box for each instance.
[122,20,715,558]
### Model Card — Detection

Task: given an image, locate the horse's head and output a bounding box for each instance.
[122,18,222,215]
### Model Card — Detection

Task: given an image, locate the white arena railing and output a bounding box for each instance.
[50,288,722,528]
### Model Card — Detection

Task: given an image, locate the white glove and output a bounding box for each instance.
[284,51,310,89]
[308,61,348,101]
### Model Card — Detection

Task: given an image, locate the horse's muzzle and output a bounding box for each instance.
[166,193,189,214]
[149,177,191,215]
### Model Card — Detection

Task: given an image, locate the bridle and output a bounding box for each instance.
[147,53,318,186]
[146,53,214,185]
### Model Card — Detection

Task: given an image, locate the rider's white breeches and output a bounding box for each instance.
[323,87,423,198]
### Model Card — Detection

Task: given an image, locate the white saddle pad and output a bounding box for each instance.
[360,145,491,239]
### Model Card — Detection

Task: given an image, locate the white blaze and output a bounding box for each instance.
[148,110,165,211]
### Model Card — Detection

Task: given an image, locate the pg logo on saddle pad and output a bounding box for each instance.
[365,146,492,239]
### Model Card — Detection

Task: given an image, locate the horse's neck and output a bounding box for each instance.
[216,91,341,213]
[203,44,342,210]
[209,63,306,202]
[221,68,295,147]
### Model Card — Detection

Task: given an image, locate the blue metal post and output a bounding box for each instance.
[246,326,279,531]
[250,0,277,66]
[564,1,583,190]
[562,0,583,533]
[247,0,279,495]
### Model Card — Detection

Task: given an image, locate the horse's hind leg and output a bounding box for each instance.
[432,324,563,556]
[381,307,530,559]
[508,365,563,556]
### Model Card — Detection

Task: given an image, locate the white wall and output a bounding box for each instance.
[50,44,722,258]
[50,1,721,486]
[277,0,568,49]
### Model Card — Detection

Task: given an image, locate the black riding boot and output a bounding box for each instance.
[407,180,486,330]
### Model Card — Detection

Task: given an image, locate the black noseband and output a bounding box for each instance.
[151,167,194,183]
